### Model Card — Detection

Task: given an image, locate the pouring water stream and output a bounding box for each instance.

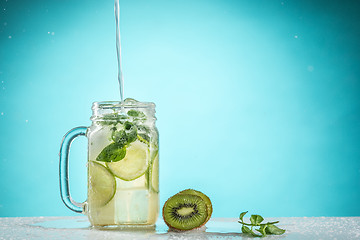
[115,0,124,102]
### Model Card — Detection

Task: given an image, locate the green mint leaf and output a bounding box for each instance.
[99,114,117,126]
[124,122,138,143]
[256,225,267,237]
[241,225,251,234]
[111,122,138,145]
[239,211,285,237]
[239,211,248,222]
[127,110,146,118]
[124,121,134,130]
[242,225,261,237]
[96,143,126,162]
[250,215,264,225]
[263,221,280,225]
[99,114,128,126]
[127,110,140,117]
[112,130,128,145]
[249,230,261,237]
[265,224,286,235]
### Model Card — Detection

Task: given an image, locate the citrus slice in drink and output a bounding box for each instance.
[88,161,116,206]
[151,151,159,192]
[107,140,149,181]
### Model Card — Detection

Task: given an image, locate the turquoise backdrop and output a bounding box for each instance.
[0,0,359,218]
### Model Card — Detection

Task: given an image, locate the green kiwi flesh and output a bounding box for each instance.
[178,189,213,223]
[162,194,208,230]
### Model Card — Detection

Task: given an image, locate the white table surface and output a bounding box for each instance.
[0,216,359,239]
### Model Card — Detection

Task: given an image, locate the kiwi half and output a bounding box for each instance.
[162,194,208,231]
[177,189,213,224]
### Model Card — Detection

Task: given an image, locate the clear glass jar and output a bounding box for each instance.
[59,99,159,227]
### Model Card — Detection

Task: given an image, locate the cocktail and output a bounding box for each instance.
[59,99,159,227]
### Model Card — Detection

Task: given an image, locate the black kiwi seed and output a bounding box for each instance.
[162,194,208,231]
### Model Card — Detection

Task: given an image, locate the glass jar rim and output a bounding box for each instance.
[90,100,156,122]
[92,100,155,110]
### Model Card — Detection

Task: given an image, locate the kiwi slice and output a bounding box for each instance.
[178,189,212,223]
[162,194,208,231]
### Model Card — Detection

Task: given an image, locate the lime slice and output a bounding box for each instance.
[151,151,159,192]
[137,134,149,146]
[88,161,116,206]
[107,140,149,181]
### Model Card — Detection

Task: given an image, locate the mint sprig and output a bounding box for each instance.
[111,121,138,145]
[238,211,285,237]
[96,110,150,162]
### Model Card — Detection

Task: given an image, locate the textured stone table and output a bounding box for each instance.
[0,216,359,239]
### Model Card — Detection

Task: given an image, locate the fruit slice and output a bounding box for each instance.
[107,140,149,181]
[178,189,212,223]
[88,161,116,206]
[150,151,159,192]
[162,194,208,231]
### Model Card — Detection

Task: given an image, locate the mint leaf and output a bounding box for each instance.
[239,211,248,222]
[256,224,267,237]
[112,130,127,145]
[239,211,285,237]
[124,122,138,143]
[241,225,251,233]
[249,230,261,237]
[99,113,128,126]
[242,225,262,237]
[111,122,137,145]
[250,215,264,225]
[99,114,118,126]
[128,110,146,119]
[127,110,140,117]
[124,121,134,130]
[265,224,286,235]
[96,143,126,162]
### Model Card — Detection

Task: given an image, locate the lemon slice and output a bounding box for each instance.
[107,140,149,181]
[88,161,116,206]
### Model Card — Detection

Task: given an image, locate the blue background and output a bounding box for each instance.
[0,0,359,218]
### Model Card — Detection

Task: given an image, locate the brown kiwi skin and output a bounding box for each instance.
[162,193,208,231]
[177,189,213,224]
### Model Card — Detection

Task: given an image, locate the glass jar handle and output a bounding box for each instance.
[59,126,87,213]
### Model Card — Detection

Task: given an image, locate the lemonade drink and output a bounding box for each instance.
[86,99,159,226]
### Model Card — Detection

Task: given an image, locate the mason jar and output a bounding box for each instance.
[59,99,159,227]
